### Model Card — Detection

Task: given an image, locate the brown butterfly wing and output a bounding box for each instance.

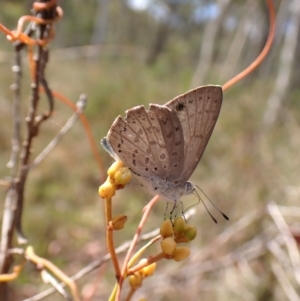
[165,85,223,181]
[105,104,185,180]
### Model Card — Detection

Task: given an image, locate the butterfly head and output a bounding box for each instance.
[184,181,195,195]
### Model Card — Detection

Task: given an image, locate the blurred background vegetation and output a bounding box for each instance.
[0,0,300,300]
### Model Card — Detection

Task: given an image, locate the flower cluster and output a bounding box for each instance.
[160,217,197,261]
[99,161,132,199]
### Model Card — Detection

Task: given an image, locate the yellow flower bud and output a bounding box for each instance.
[114,167,132,185]
[111,215,127,230]
[128,275,136,288]
[173,216,186,234]
[172,246,190,262]
[161,237,176,256]
[128,273,142,289]
[142,262,156,277]
[107,161,124,177]
[98,180,115,199]
[184,225,197,241]
[138,258,156,277]
[160,219,173,238]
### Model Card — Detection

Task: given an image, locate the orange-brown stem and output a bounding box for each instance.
[116,195,160,300]
[43,89,106,181]
[124,288,136,301]
[127,252,165,275]
[105,198,121,278]
[0,265,22,282]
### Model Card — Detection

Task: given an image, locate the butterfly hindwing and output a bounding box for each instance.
[165,85,223,181]
[148,104,184,180]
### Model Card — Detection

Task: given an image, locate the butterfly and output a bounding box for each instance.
[101,85,223,203]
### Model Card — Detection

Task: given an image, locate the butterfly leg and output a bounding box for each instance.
[164,202,169,220]
[169,201,177,221]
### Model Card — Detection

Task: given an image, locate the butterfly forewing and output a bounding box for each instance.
[165,85,223,181]
[107,104,185,180]
[107,107,158,178]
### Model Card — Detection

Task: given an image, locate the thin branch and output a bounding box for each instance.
[7,50,22,175]
[40,270,72,301]
[36,49,54,123]
[0,5,63,299]
[0,185,18,271]
[30,94,87,169]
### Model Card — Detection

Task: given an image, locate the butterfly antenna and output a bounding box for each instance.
[169,201,177,220]
[196,184,229,220]
[192,189,217,223]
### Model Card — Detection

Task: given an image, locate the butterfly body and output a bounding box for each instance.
[130,172,195,201]
[102,85,223,202]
